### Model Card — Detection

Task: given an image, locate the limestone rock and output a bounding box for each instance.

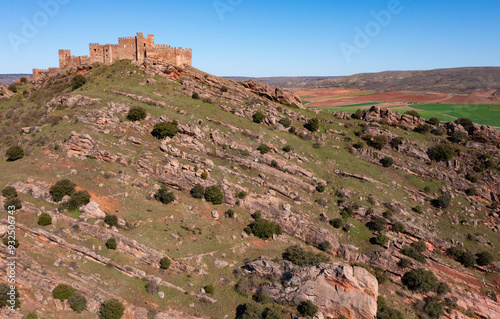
[80,201,106,220]
[240,79,303,108]
[0,225,7,238]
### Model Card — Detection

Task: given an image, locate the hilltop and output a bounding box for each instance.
[0,60,499,319]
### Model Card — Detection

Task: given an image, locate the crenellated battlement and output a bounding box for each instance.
[35,32,192,79]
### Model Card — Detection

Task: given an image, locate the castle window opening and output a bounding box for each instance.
[124,44,127,48]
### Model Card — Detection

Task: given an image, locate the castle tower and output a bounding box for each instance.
[58,49,71,68]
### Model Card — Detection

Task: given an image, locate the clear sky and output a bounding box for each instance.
[1,0,499,76]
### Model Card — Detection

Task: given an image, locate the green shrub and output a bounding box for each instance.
[225,209,235,218]
[401,246,426,263]
[50,179,76,202]
[235,302,263,319]
[380,156,394,167]
[404,110,421,118]
[37,213,52,226]
[282,245,330,266]
[52,284,75,300]
[415,124,431,133]
[390,137,403,149]
[278,117,291,128]
[428,117,441,125]
[352,109,364,119]
[0,283,19,308]
[371,234,389,247]
[257,144,270,154]
[398,258,412,268]
[155,185,175,204]
[431,194,451,209]
[106,238,117,250]
[423,296,444,319]
[71,75,87,90]
[411,240,427,253]
[427,144,455,162]
[271,160,278,168]
[204,285,214,294]
[68,291,87,313]
[476,251,494,266]
[377,296,404,319]
[317,241,331,251]
[455,118,473,131]
[457,250,475,267]
[465,173,478,183]
[99,298,125,319]
[282,144,291,152]
[252,112,266,123]
[237,191,248,199]
[449,131,468,144]
[436,282,451,295]
[126,106,147,121]
[20,77,27,84]
[3,236,19,248]
[151,121,179,139]
[402,268,438,292]
[26,311,38,319]
[367,135,388,150]
[160,257,171,270]
[248,218,282,240]
[465,187,477,196]
[316,184,326,192]
[431,127,447,136]
[204,185,224,204]
[221,86,228,93]
[6,146,24,161]
[4,196,23,211]
[393,223,405,233]
[330,218,343,229]
[366,217,387,232]
[67,190,91,210]
[297,300,318,317]
[304,118,319,132]
[253,291,271,304]
[374,268,388,284]
[288,126,296,134]
[104,214,119,227]
[8,84,18,93]
[2,186,18,198]
[201,172,209,179]
[412,205,424,214]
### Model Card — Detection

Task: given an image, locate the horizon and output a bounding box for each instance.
[1,0,499,76]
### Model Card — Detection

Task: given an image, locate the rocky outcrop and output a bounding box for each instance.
[241,257,378,319]
[469,124,500,146]
[80,201,106,220]
[240,79,303,108]
[47,94,100,111]
[65,131,117,162]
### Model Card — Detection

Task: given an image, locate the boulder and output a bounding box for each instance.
[240,79,303,108]
[80,201,106,220]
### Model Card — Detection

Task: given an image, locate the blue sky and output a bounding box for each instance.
[1,0,499,76]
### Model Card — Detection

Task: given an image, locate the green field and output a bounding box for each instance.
[409,103,500,127]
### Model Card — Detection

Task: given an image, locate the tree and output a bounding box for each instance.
[371,234,389,247]
[476,251,494,266]
[404,110,421,118]
[278,117,291,128]
[52,284,75,300]
[455,118,473,131]
[68,291,87,313]
[393,223,405,233]
[8,84,18,93]
[423,296,444,319]
[398,258,412,268]
[304,118,319,132]
[282,245,330,266]
[106,238,117,250]
[411,240,427,253]
[204,185,224,204]
[126,106,147,121]
[318,241,331,251]
[427,144,455,162]
[431,127,447,136]
[431,194,451,209]
[37,213,52,226]
[402,268,439,292]
[235,302,263,319]
[297,300,318,317]
[401,246,426,263]
[428,117,441,126]
[151,121,179,139]
[67,190,91,210]
[415,124,431,133]
[99,298,125,319]
[248,218,282,240]
[458,250,475,267]
[160,257,171,270]
[330,218,343,229]
[190,183,205,199]
[104,214,119,227]
[368,135,388,150]
[204,285,214,294]
[20,77,27,84]
[2,186,18,198]
[449,131,468,144]
[380,157,394,167]
[366,217,387,232]
[71,75,87,90]
[352,109,364,119]
[282,145,291,152]
[155,185,175,204]
[257,144,270,154]
[6,146,24,161]
[192,92,199,99]
[0,283,19,308]
[436,282,451,295]
[390,137,403,149]
[3,236,19,248]
[50,179,76,202]
[252,112,265,123]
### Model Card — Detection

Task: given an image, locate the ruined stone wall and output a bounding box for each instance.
[146,46,192,66]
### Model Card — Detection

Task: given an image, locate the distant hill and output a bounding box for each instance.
[0,74,31,85]
[226,67,500,94]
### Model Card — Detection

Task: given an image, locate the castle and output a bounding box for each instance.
[33,32,192,80]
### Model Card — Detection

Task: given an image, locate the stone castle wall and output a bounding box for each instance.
[33,32,192,80]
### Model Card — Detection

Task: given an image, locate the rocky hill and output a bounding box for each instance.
[0,60,499,319]
[229,67,500,94]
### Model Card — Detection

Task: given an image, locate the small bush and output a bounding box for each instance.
[26,311,38,319]
[380,156,394,167]
[68,291,87,313]
[304,118,319,132]
[282,245,329,266]
[225,209,235,218]
[145,281,159,295]
[465,173,478,183]
[0,283,19,308]
[398,258,412,268]
[4,196,22,210]
[288,126,296,134]
[37,213,52,226]
[204,185,224,204]
[431,127,447,136]
[278,117,291,128]
[67,190,91,210]
[317,241,331,251]
[126,106,147,121]
[390,137,403,149]
[371,234,389,247]
[160,257,171,270]
[402,268,438,292]
[52,284,75,301]
[404,110,421,118]
[252,112,265,123]
[237,191,247,199]
[316,184,325,193]
[271,160,278,168]
[436,282,451,295]
[393,223,405,233]
[476,251,494,266]
[449,131,468,144]
[377,296,404,319]
[151,121,178,139]
[257,144,270,154]
[374,268,388,284]
[411,240,427,253]
[220,86,228,93]
[282,144,291,152]
[366,217,387,232]
[155,185,175,204]
[457,250,475,267]
[50,179,76,202]
[431,194,451,209]
[71,75,87,90]
[8,84,18,93]
[455,118,473,131]
[330,218,343,229]
[6,146,24,161]
[367,135,388,150]
[412,205,424,214]
[415,124,431,133]
[3,236,19,248]
[192,92,199,99]
[352,109,364,119]
[465,187,477,196]
[201,172,209,179]
[428,117,441,125]
[252,210,262,219]
[104,214,119,227]
[2,186,18,198]
[423,296,444,319]
[106,238,117,250]
[401,246,426,263]
[297,300,318,317]
[235,302,263,318]
[204,285,214,294]
[247,218,282,240]
[99,298,125,319]
[20,77,27,84]
[427,144,455,162]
